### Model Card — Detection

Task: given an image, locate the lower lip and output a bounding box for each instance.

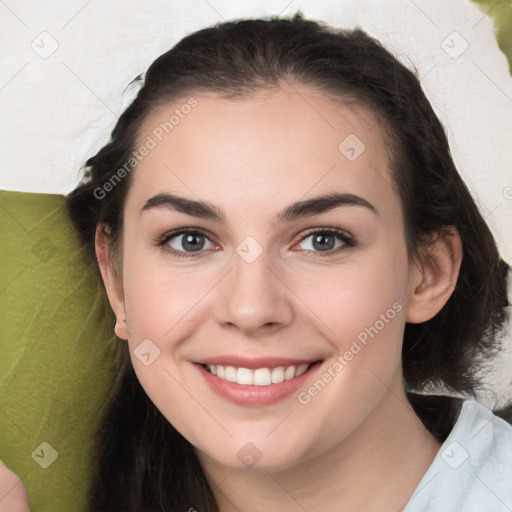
[196,361,322,407]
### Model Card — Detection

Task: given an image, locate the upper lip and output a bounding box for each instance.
[197,356,321,369]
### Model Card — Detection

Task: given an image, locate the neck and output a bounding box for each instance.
[199,373,441,511]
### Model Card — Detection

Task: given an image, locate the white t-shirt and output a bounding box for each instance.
[404,400,512,511]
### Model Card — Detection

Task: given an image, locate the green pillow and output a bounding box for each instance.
[0,190,114,512]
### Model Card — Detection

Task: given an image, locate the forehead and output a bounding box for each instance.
[126,84,397,216]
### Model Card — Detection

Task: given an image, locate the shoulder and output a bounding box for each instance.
[404,400,512,512]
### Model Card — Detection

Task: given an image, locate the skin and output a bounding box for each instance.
[0,461,31,512]
[94,82,462,511]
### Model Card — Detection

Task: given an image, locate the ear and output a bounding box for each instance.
[95,223,128,339]
[405,228,462,323]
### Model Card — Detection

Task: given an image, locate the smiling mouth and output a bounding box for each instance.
[203,363,315,386]
[197,359,323,407]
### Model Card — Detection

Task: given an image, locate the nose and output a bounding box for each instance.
[215,248,294,337]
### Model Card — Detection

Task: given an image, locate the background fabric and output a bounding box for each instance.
[0,190,114,511]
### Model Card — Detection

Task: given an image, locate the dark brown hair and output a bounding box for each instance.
[65,13,510,511]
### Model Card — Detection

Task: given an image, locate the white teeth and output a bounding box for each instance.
[284,366,296,380]
[271,366,285,384]
[225,366,237,383]
[253,368,272,386]
[237,367,253,385]
[205,363,311,386]
[295,364,309,377]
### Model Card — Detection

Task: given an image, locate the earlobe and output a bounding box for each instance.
[95,223,127,338]
[114,319,128,340]
[405,228,462,324]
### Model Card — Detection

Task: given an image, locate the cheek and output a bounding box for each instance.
[121,248,216,343]
[285,253,409,449]
[289,250,408,351]
[120,255,217,445]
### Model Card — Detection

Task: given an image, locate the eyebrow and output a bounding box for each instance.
[139,192,378,222]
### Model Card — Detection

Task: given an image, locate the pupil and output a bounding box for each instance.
[313,234,334,251]
[183,234,204,251]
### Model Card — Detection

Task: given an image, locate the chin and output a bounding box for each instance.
[197,431,316,474]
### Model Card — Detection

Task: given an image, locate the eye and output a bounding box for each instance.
[156,227,355,258]
[157,229,217,257]
[295,228,355,255]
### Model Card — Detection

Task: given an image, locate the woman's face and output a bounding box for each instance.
[110,84,423,471]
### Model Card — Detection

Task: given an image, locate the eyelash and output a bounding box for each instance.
[155,227,356,258]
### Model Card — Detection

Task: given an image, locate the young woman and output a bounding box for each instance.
[3,12,511,512]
